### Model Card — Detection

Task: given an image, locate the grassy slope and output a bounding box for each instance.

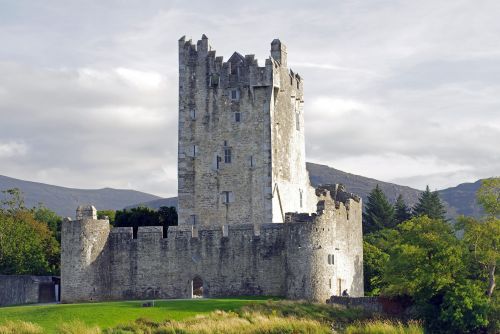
[0,298,272,332]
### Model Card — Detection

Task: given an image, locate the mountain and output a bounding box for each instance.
[127,163,484,220]
[437,180,483,218]
[1,163,485,220]
[306,162,423,207]
[124,197,178,210]
[0,175,161,217]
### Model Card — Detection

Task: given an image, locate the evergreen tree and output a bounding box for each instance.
[363,184,395,234]
[412,185,447,220]
[394,194,411,225]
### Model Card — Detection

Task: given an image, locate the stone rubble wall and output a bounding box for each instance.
[0,275,55,306]
[61,189,363,304]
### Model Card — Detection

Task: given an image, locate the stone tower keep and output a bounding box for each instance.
[178,35,316,226]
[60,35,364,304]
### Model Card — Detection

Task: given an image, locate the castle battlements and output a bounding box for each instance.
[178,35,303,96]
[75,190,360,245]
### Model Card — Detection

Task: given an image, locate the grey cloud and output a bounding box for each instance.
[0,0,499,196]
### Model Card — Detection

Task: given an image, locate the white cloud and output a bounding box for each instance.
[115,68,163,90]
[0,141,27,158]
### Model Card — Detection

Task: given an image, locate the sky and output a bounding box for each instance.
[0,0,499,198]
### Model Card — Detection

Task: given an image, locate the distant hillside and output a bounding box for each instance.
[0,175,161,217]
[1,163,485,220]
[306,162,422,207]
[437,180,483,218]
[127,163,423,211]
[124,197,178,210]
[307,163,485,219]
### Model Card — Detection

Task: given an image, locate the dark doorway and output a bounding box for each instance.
[38,282,55,303]
[192,276,203,298]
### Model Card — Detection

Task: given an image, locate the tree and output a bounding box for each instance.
[114,206,178,238]
[158,206,178,227]
[477,177,500,218]
[363,184,395,234]
[34,205,62,242]
[0,188,25,212]
[394,194,411,225]
[383,216,463,299]
[97,210,116,224]
[0,189,60,275]
[382,216,489,332]
[457,178,500,299]
[412,185,447,220]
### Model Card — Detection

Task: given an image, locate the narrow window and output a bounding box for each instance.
[216,155,221,169]
[190,109,196,120]
[224,147,232,163]
[295,112,300,131]
[329,278,332,289]
[221,191,234,204]
[299,189,303,208]
[328,254,331,265]
[190,215,197,225]
[234,112,241,122]
[193,145,198,157]
[331,254,334,265]
[230,89,239,101]
[209,74,219,87]
[249,155,254,168]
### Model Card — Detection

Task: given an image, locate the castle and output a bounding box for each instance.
[61,36,364,303]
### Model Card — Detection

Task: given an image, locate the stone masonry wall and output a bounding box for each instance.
[0,275,54,306]
[269,39,317,223]
[177,36,316,226]
[61,206,110,302]
[178,35,274,227]
[61,188,363,303]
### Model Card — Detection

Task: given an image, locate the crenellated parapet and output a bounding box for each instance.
[179,35,274,90]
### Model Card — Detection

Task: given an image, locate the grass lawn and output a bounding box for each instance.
[0,297,275,332]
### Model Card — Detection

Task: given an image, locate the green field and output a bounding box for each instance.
[0,297,274,332]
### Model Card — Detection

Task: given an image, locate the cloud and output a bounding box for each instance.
[0,62,178,196]
[0,141,27,158]
[0,0,499,197]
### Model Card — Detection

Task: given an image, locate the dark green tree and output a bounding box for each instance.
[363,184,395,234]
[394,194,411,225]
[158,206,178,227]
[412,185,447,220]
[114,206,178,238]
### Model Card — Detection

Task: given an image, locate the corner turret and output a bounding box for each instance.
[271,39,287,67]
[61,205,110,303]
